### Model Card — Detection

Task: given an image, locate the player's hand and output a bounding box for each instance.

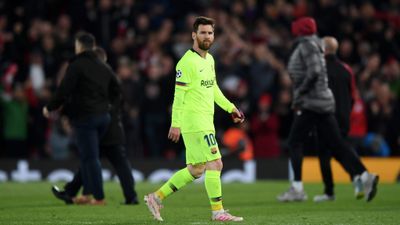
[42,106,50,118]
[231,108,245,123]
[168,127,181,143]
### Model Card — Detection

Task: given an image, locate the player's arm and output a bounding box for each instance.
[169,88,186,142]
[169,63,191,143]
[214,82,234,112]
[214,82,244,123]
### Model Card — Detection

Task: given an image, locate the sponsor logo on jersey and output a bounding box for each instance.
[200,79,214,88]
[211,147,218,154]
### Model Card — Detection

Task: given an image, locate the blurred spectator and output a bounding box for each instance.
[25,78,49,158]
[1,83,29,158]
[248,43,280,103]
[88,0,116,50]
[222,122,254,161]
[250,94,280,158]
[49,116,74,160]
[141,62,170,158]
[116,57,143,157]
[364,82,394,156]
[348,92,368,154]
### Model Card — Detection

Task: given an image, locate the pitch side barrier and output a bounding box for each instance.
[0,157,398,183]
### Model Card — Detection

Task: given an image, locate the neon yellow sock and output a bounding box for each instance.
[205,170,223,211]
[155,168,195,200]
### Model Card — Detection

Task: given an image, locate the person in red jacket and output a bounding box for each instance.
[250,94,280,158]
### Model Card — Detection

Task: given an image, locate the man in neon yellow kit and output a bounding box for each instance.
[144,16,244,222]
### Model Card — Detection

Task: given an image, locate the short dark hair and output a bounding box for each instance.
[75,31,95,50]
[93,46,107,62]
[193,16,215,32]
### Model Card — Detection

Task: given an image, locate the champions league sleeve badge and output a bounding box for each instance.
[176,70,182,78]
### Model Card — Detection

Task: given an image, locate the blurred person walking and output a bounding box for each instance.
[43,32,120,205]
[51,47,138,205]
[277,18,378,203]
[144,16,244,222]
[313,37,366,202]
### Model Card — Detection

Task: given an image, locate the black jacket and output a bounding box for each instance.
[47,51,120,120]
[287,35,335,113]
[100,96,125,147]
[325,54,355,134]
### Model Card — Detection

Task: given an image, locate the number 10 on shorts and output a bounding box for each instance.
[204,133,216,147]
[204,133,218,154]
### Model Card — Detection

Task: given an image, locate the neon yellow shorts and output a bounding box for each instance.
[182,130,221,165]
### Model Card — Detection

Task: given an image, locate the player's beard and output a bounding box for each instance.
[197,38,213,51]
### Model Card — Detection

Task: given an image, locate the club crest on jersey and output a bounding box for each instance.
[176,70,182,78]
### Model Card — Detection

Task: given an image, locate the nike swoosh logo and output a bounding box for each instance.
[200,69,204,72]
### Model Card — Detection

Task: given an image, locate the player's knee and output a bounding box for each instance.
[188,165,205,178]
[215,160,223,171]
[206,159,223,171]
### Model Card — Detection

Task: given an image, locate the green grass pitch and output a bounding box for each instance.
[0,181,399,225]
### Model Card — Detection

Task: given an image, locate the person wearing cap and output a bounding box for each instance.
[277,17,379,203]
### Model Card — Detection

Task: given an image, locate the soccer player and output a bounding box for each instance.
[144,16,244,222]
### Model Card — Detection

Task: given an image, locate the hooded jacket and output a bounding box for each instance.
[287,17,335,113]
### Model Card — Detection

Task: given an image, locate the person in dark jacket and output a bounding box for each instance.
[277,17,378,203]
[51,47,138,205]
[313,36,360,202]
[43,32,120,205]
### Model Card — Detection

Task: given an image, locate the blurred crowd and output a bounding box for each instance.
[0,0,399,160]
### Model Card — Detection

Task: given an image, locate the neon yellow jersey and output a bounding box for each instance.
[171,49,235,133]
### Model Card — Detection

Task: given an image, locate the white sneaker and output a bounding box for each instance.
[277,187,308,202]
[353,175,364,199]
[313,194,335,203]
[212,210,243,222]
[144,193,163,221]
[362,173,379,202]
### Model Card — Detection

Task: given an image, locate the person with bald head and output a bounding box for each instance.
[324,36,355,143]
[278,18,379,203]
[312,37,364,202]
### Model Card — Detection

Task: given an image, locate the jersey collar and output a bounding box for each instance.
[190,48,206,59]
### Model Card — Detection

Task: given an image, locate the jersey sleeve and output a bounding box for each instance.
[214,80,235,113]
[175,60,192,91]
[171,60,192,128]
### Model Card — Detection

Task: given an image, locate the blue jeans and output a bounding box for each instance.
[73,113,110,200]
